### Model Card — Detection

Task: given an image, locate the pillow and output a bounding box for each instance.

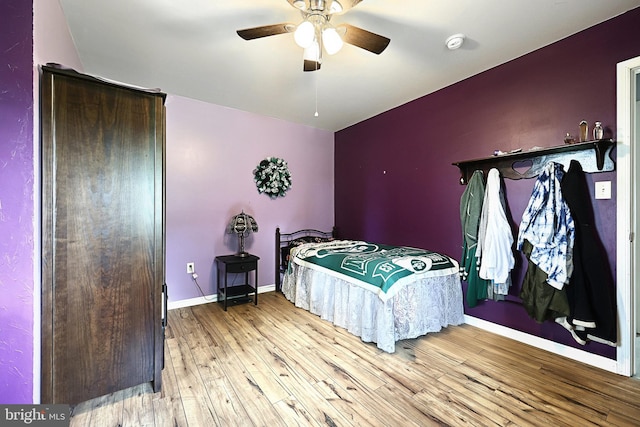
[281,236,334,269]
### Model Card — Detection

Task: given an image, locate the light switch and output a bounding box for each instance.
[595,181,611,200]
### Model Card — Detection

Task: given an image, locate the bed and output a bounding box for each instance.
[276,228,465,353]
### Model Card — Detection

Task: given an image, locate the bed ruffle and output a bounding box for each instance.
[282,259,464,353]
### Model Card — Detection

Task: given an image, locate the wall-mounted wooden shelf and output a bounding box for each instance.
[452,139,615,185]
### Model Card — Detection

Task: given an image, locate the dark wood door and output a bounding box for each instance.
[41,67,165,404]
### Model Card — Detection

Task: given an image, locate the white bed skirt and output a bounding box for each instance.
[282,262,465,353]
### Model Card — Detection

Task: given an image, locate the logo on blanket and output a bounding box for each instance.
[339,248,436,279]
[392,256,433,273]
[413,259,427,271]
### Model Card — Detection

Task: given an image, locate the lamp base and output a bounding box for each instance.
[236,251,250,257]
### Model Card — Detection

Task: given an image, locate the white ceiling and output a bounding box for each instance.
[59,0,640,132]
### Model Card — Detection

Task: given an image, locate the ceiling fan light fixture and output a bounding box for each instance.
[238,1,389,71]
[322,26,343,55]
[294,20,315,48]
[293,0,307,10]
[329,0,343,14]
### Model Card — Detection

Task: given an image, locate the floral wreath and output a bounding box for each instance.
[253,157,292,199]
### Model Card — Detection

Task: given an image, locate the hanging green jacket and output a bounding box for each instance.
[460,170,490,307]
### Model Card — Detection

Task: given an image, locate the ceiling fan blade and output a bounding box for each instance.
[303,59,321,72]
[339,23,390,54]
[237,23,294,40]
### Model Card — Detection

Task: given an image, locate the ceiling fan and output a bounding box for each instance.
[237,0,390,72]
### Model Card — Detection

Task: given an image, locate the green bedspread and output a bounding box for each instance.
[289,240,459,299]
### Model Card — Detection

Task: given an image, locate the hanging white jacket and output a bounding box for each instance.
[476,168,514,286]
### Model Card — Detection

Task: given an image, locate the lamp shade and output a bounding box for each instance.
[294,20,315,48]
[292,0,306,10]
[227,211,258,256]
[330,0,343,13]
[322,26,343,55]
[303,40,321,62]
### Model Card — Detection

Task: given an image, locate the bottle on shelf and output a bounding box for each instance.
[579,120,588,142]
[593,122,604,140]
[564,133,575,144]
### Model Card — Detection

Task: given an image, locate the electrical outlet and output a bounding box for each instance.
[186,262,195,274]
[595,181,611,200]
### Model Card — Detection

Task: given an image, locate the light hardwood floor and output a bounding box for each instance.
[70,292,640,426]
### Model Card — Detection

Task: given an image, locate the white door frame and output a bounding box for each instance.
[616,56,640,376]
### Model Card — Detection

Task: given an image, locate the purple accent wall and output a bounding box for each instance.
[0,0,35,404]
[336,7,640,360]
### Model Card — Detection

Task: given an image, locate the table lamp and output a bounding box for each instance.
[227,210,258,257]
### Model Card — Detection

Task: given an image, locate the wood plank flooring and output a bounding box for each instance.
[70,292,640,426]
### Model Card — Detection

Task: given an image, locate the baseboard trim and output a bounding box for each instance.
[464,315,618,373]
[168,284,276,310]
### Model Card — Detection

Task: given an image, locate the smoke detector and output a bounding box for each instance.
[446,34,465,50]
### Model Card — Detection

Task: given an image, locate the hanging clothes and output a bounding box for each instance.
[517,162,575,290]
[476,168,514,296]
[560,160,617,346]
[517,162,575,327]
[460,170,490,307]
[519,239,570,323]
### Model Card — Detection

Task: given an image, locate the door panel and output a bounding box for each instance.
[41,68,164,404]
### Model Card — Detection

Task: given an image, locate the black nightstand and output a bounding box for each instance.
[215,254,259,311]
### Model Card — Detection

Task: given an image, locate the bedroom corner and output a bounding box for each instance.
[335,7,640,372]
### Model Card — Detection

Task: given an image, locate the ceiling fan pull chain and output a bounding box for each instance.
[314,72,319,117]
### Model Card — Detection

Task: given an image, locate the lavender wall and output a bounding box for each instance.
[165,96,334,303]
[0,0,34,404]
[34,0,84,72]
[335,7,640,360]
